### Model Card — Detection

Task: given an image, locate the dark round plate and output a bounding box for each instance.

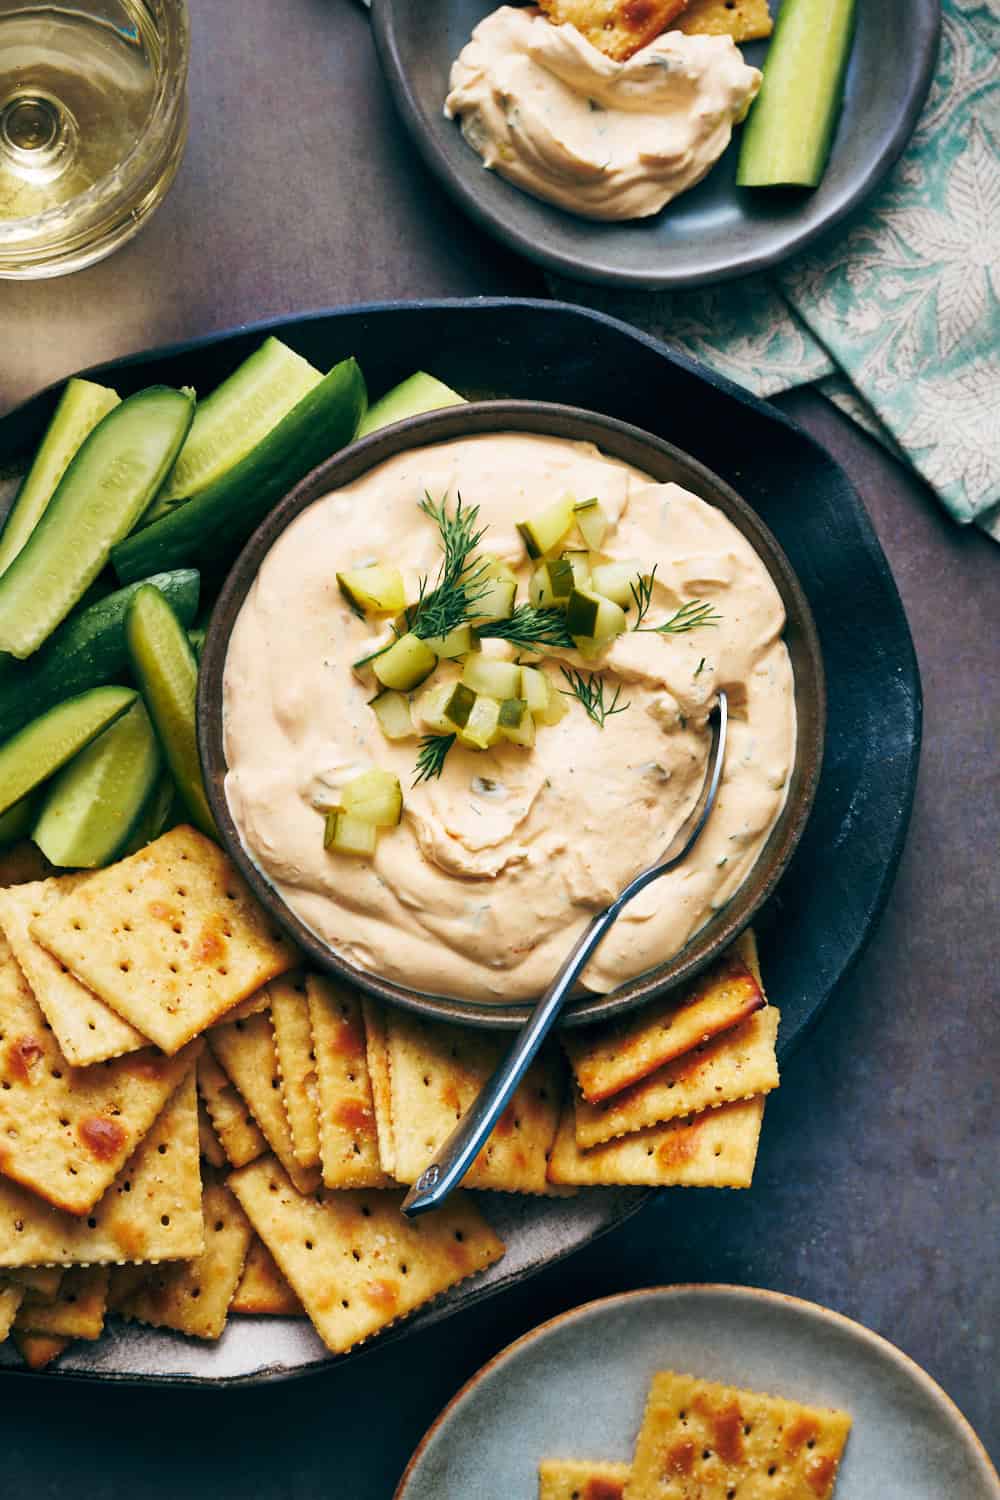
[198,401,825,1031]
[0,298,920,1384]
[396,1287,1000,1500]
[371,0,940,290]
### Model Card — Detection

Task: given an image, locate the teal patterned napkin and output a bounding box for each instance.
[549,0,1000,541]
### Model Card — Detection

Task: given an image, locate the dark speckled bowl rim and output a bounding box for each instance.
[198,400,825,1030]
[394,1286,1000,1499]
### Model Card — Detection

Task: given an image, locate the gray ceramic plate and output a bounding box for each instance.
[371,0,940,290]
[396,1286,1000,1499]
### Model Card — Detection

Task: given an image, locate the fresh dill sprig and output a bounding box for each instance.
[478,604,576,652]
[410,494,490,641]
[413,733,456,785]
[559,667,630,728]
[630,567,722,636]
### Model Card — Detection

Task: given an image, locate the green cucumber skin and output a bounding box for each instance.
[112,358,368,584]
[0,386,195,659]
[0,685,137,817]
[0,378,121,577]
[125,586,217,839]
[120,772,176,857]
[356,371,465,439]
[33,699,161,869]
[0,792,38,849]
[144,337,324,522]
[737,0,857,188]
[0,569,199,745]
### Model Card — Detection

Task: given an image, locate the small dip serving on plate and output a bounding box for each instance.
[221,422,796,1006]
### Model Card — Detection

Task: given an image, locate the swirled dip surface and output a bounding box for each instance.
[444,7,761,221]
[223,432,795,1003]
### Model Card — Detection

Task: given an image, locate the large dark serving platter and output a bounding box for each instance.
[0,299,920,1383]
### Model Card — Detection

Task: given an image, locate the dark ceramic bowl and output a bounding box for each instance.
[198,400,825,1030]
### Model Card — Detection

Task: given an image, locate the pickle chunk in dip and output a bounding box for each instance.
[444,7,761,221]
[222,431,795,1005]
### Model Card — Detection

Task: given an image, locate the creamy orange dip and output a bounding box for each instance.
[444,7,761,221]
[223,432,795,1003]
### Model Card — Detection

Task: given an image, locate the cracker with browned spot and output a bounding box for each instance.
[214,983,275,1026]
[0,932,198,1215]
[228,1156,505,1354]
[197,1051,267,1169]
[676,0,772,43]
[119,1177,253,1340]
[624,1371,851,1500]
[548,1095,764,1187]
[209,1011,320,1196]
[0,1282,23,1339]
[575,1007,779,1147]
[232,1235,305,1317]
[12,1330,70,1369]
[0,1070,203,1268]
[361,997,395,1178]
[563,937,764,1104]
[198,1098,227,1169]
[0,877,149,1066]
[270,973,321,1170]
[308,976,391,1189]
[29,826,295,1054]
[537,0,689,61]
[387,1009,562,1194]
[14,1266,109,1340]
[540,1459,632,1500]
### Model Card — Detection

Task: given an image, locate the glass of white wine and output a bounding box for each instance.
[0,0,189,278]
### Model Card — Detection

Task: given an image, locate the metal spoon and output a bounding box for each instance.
[401,689,729,1217]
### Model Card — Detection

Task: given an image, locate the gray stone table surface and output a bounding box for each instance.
[0,2,996,1495]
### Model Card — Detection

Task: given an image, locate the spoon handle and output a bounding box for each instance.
[400,905,619,1218]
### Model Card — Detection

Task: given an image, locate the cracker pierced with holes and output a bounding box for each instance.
[232,1235,305,1317]
[548,1095,764,1187]
[387,1009,562,1194]
[14,1266,109,1340]
[270,973,321,1170]
[575,1006,779,1147]
[308,976,391,1189]
[624,1371,851,1499]
[209,1012,321,1196]
[12,1330,69,1369]
[361,997,396,1178]
[676,0,772,43]
[538,0,690,60]
[29,826,295,1054]
[564,935,764,1104]
[197,1051,268,1169]
[119,1177,253,1340]
[0,876,148,1066]
[0,1282,23,1340]
[228,1156,505,1354]
[540,1459,632,1499]
[0,1070,203,1268]
[198,1099,228,1169]
[0,933,198,1215]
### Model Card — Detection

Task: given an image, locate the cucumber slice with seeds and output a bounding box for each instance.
[33,700,161,868]
[0,378,120,577]
[471,577,516,623]
[125,585,216,839]
[143,338,323,523]
[0,685,136,818]
[372,633,437,692]
[0,387,194,659]
[120,772,176,856]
